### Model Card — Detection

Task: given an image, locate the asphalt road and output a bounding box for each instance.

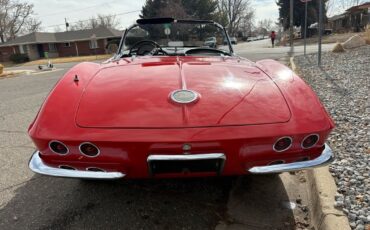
[0,42,319,229]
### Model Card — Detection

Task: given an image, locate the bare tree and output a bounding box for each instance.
[70,14,120,31]
[218,0,254,36]
[70,20,87,31]
[328,0,367,14]
[53,26,63,33]
[239,10,254,37]
[0,0,40,42]
[23,17,41,33]
[257,19,274,36]
[96,14,120,29]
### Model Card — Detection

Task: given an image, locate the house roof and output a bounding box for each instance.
[0,26,123,47]
[329,13,347,21]
[346,2,370,12]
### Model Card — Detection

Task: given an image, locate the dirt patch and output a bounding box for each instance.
[0,70,33,79]
[293,32,366,46]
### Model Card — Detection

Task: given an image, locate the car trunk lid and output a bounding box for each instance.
[76,57,291,128]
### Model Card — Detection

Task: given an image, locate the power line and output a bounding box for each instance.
[38,0,123,18]
[44,10,141,29]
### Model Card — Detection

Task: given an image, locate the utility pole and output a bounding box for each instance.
[65,18,69,32]
[304,1,308,55]
[289,0,294,56]
[301,0,312,56]
[318,0,323,66]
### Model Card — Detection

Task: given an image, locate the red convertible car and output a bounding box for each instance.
[28,18,335,179]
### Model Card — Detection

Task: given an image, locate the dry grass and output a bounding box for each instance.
[365,26,370,45]
[332,42,345,53]
[0,71,18,78]
[293,32,366,46]
[0,70,34,78]
[22,54,112,66]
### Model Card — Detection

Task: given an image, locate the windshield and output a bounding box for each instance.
[119,20,232,57]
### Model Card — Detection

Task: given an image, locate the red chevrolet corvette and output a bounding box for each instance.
[28,18,335,179]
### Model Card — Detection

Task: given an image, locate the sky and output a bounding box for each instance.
[29,0,280,32]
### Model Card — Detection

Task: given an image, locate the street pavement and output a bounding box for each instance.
[236,39,334,62]
[0,41,321,229]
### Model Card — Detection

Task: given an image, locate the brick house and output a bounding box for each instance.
[329,2,370,33]
[0,26,122,62]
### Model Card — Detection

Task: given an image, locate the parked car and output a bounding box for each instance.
[204,37,217,48]
[28,18,335,180]
[224,37,238,45]
[230,37,238,44]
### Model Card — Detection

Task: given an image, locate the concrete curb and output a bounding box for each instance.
[290,56,351,230]
[307,167,351,230]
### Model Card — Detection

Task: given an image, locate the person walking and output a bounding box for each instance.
[270,31,276,48]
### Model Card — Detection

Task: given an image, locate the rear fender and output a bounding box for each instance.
[256,59,334,131]
[28,62,101,142]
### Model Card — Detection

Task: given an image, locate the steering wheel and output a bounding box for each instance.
[128,40,168,56]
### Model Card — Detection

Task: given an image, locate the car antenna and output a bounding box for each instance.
[74,75,79,82]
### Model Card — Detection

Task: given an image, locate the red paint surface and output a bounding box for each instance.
[28,56,335,178]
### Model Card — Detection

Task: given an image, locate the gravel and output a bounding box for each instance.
[295,46,370,230]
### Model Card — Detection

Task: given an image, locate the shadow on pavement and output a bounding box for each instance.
[0,174,294,230]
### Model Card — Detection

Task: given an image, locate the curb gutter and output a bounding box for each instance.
[290,56,351,230]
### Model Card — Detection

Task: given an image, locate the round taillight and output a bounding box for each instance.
[302,134,319,149]
[49,141,69,155]
[79,142,100,157]
[273,137,293,152]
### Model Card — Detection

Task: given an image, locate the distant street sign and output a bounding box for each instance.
[164,28,171,36]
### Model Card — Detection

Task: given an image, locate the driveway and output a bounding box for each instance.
[0,47,317,229]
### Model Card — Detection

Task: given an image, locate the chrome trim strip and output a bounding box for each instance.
[273,136,293,152]
[29,151,125,179]
[301,134,320,149]
[48,140,69,155]
[79,142,100,158]
[249,144,335,174]
[147,153,226,161]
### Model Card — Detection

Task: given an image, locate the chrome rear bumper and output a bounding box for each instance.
[29,151,125,179]
[248,144,335,174]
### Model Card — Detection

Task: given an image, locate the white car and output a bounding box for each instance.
[204,37,217,48]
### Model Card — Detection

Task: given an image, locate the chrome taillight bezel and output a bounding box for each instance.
[79,142,100,158]
[301,134,320,149]
[273,136,293,152]
[49,140,69,155]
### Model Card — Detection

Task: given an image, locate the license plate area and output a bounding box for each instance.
[147,153,226,175]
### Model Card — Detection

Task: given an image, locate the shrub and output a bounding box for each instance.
[9,53,30,63]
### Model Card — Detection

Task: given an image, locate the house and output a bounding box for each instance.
[329,2,370,33]
[0,26,122,62]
